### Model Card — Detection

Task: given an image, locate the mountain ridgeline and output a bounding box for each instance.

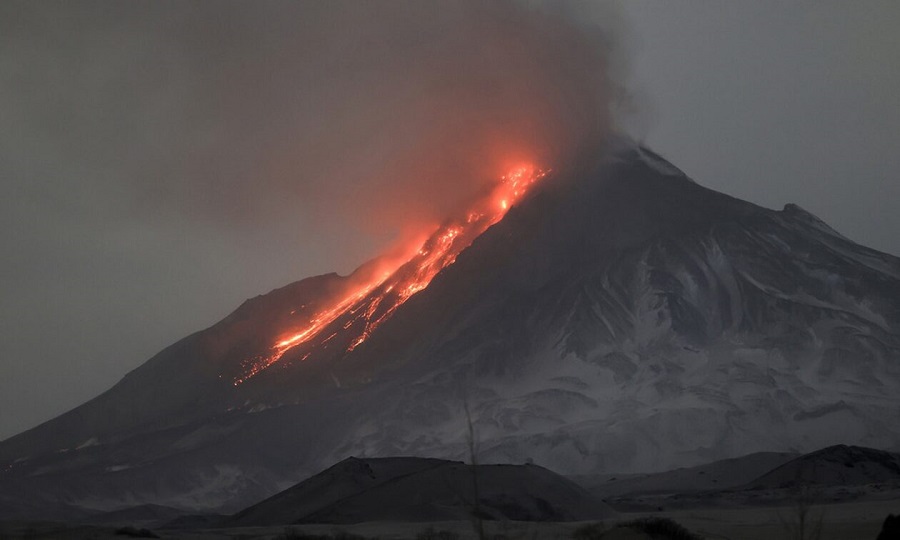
[1,138,899,515]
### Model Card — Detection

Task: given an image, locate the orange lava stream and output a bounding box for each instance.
[233,164,547,385]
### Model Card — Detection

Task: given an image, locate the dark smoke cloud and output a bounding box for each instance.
[8,1,619,233]
[0,1,623,438]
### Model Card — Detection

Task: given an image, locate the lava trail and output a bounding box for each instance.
[234,165,547,385]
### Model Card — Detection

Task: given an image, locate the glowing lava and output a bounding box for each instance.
[234,164,547,385]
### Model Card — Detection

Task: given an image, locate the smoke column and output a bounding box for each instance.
[3,0,622,265]
[0,0,623,437]
[237,0,622,241]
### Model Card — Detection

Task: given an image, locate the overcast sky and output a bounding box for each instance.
[2,1,898,440]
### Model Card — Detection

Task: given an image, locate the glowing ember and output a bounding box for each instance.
[233,164,547,385]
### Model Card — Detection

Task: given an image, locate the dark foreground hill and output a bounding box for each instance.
[573,451,800,498]
[747,444,900,489]
[578,444,900,512]
[226,457,616,526]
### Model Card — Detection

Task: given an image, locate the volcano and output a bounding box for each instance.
[2,138,899,518]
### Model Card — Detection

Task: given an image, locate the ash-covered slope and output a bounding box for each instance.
[572,443,900,512]
[574,451,800,498]
[1,138,899,517]
[746,444,900,489]
[292,139,900,475]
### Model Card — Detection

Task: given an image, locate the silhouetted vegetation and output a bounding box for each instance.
[275,531,325,540]
[275,528,368,540]
[416,526,460,540]
[114,526,160,538]
[777,484,823,540]
[620,517,702,540]
[877,514,900,540]
[571,522,606,539]
[572,518,699,540]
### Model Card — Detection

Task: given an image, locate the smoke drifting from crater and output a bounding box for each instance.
[173,0,621,237]
[4,1,622,248]
[276,1,618,233]
[0,1,623,438]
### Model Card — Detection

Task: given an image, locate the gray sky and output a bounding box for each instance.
[1,1,898,441]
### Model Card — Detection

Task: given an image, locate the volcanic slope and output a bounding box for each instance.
[225,457,616,525]
[746,444,900,489]
[1,138,899,515]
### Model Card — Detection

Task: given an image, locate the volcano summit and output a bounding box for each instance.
[1,139,899,517]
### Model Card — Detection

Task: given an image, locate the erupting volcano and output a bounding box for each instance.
[235,165,548,385]
[3,140,900,519]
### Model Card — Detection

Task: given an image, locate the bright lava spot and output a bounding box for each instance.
[233,163,547,385]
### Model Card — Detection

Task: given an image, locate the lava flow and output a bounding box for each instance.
[234,164,547,385]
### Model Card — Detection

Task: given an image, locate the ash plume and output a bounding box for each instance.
[4,0,623,241]
[0,0,624,437]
